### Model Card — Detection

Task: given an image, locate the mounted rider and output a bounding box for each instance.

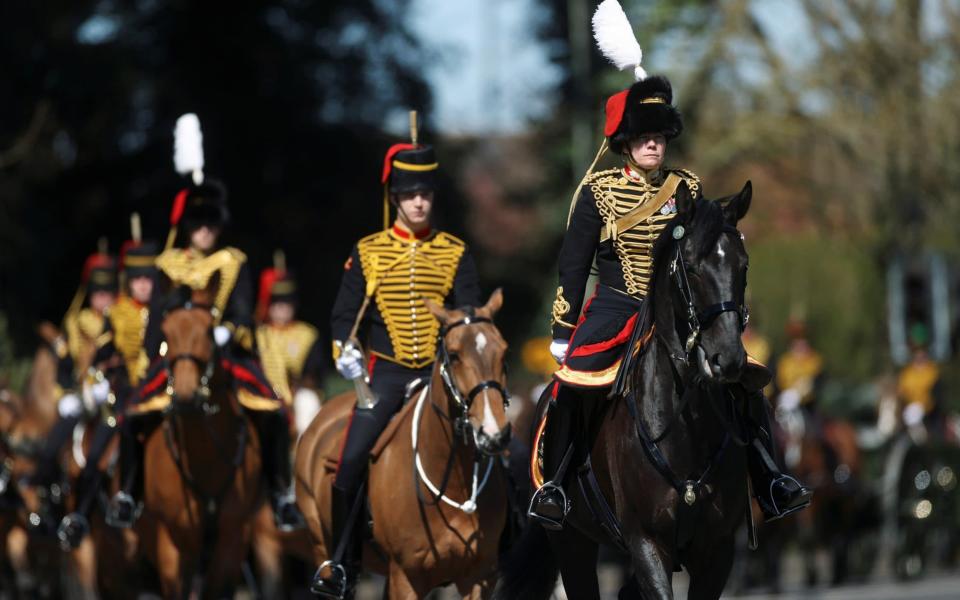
[28,246,117,523]
[313,115,481,599]
[106,114,304,532]
[58,220,159,548]
[528,2,811,530]
[255,253,327,435]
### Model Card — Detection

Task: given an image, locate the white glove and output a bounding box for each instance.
[58,393,83,418]
[903,403,925,427]
[91,379,110,405]
[778,388,801,412]
[213,325,232,347]
[336,344,364,380]
[549,339,569,365]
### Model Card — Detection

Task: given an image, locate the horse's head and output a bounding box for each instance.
[161,286,217,407]
[425,289,512,456]
[658,181,752,383]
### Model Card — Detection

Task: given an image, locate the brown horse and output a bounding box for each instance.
[135,290,263,599]
[296,290,512,599]
[779,406,863,586]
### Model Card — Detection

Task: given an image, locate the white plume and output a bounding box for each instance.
[174,113,205,185]
[592,0,647,81]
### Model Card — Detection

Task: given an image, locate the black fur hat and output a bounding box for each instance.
[608,75,683,154]
[174,179,230,236]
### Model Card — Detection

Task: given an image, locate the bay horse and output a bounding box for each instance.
[497,182,759,600]
[296,290,512,599]
[135,285,263,598]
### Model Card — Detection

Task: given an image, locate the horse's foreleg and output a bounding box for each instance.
[456,571,497,600]
[548,528,601,600]
[621,536,673,600]
[155,524,184,600]
[685,535,735,600]
[387,561,419,600]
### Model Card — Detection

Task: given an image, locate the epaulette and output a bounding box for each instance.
[156,247,247,322]
[667,168,702,197]
[584,167,622,186]
[430,231,466,248]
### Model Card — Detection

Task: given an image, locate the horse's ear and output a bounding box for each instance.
[479,288,504,318]
[424,297,453,325]
[674,180,695,216]
[723,180,752,225]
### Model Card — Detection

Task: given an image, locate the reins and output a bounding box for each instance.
[627,223,749,509]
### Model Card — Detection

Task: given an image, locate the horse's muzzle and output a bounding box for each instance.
[699,347,745,383]
[476,423,511,456]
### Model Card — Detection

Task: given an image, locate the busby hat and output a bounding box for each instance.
[120,241,159,279]
[606,76,683,153]
[82,252,118,294]
[382,144,438,196]
[379,111,439,228]
[165,113,230,249]
[256,251,297,322]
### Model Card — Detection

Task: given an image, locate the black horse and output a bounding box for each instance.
[497,182,762,600]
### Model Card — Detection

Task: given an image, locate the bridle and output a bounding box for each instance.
[162,301,219,416]
[629,221,752,515]
[435,307,510,444]
[666,223,749,363]
[411,307,510,514]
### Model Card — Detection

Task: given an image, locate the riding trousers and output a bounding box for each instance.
[554,285,644,389]
[334,358,432,495]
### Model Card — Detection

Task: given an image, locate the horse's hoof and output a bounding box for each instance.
[57,513,89,551]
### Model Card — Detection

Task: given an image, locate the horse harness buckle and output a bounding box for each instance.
[683,482,697,506]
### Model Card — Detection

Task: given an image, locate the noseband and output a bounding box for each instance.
[436,307,509,441]
[668,224,749,358]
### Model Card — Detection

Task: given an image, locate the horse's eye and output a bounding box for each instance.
[448,352,460,363]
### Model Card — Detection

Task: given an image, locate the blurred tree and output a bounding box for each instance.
[0,0,430,355]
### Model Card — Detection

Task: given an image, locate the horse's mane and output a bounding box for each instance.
[640,198,728,333]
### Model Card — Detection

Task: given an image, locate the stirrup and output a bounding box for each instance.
[761,474,812,522]
[57,513,90,551]
[527,481,569,531]
[105,491,141,528]
[311,560,350,599]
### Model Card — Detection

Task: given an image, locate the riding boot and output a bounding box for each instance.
[106,418,145,528]
[311,484,362,600]
[527,387,577,531]
[251,410,305,531]
[30,415,79,487]
[58,420,116,549]
[744,390,813,521]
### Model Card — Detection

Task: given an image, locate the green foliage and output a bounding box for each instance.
[0,312,31,392]
[747,235,886,380]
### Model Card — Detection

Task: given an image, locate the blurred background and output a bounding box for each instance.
[2,0,960,596]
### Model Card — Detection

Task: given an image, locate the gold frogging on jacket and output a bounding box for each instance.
[357,229,465,368]
[155,248,245,323]
[256,322,318,404]
[590,167,700,299]
[109,296,150,385]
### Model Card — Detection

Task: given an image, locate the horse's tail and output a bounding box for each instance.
[493,523,558,600]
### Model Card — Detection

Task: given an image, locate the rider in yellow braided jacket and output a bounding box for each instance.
[106,180,304,532]
[527,74,811,530]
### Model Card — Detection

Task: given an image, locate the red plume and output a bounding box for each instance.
[257,268,280,323]
[381,143,417,184]
[604,89,630,137]
[170,188,189,226]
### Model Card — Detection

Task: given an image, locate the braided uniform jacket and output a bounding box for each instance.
[107,296,150,385]
[551,166,701,340]
[256,321,324,404]
[331,226,481,369]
